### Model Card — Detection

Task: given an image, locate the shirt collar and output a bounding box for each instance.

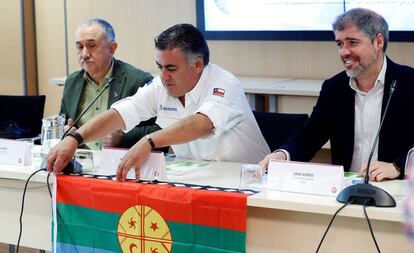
[185,64,210,105]
[349,55,387,94]
[84,59,114,87]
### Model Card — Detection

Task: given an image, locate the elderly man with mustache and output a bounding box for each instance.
[59,19,161,150]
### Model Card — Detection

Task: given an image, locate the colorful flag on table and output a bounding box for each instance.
[52,175,247,253]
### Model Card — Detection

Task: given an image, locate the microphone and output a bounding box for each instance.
[336,80,397,207]
[60,77,114,173]
[62,77,114,139]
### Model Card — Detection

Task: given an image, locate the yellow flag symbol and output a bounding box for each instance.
[117,205,172,253]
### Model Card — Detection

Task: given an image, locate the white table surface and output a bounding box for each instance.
[0,147,410,252]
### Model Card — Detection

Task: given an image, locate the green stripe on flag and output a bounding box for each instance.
[57,203,121,252]
[168,222,245,253]
[57,203,246,253]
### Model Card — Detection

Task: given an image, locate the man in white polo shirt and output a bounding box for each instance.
[46,23,270,181]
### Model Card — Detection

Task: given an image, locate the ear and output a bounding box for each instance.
[194,58,204,74]
[374,33,384,51]
[109,42,118,55]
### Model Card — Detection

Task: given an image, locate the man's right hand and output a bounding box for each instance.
[259,151,287,174]
[45,136,78,174]
[64,118,77,132]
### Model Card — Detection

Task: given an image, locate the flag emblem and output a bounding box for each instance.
[117,205,172,253]
[213,88,225,97]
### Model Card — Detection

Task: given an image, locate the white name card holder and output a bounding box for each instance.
[100,147,166,180]
[267,160,344,196]
[0,139,32,166]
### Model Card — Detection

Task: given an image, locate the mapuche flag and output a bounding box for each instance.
[52,175,247,253]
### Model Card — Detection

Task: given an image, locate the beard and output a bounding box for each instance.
[344,54,378,78]
[345,65,364,78]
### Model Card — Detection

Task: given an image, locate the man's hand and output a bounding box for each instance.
[64,118,77,132]
[46,137,78,174]
[259,151,287,174]
[358,161,400,182]
[104,130,124,147]
[116,137,152,182]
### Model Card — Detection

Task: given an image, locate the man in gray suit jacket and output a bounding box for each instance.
[60,19,161,149]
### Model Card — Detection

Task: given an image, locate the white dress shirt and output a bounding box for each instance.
[111,64,270,163]
[349,56,387,172]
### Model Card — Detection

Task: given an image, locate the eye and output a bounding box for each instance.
[86,43,96,50]
[166,66,177,72]
[336,41,343,49]
[349,40,359,46]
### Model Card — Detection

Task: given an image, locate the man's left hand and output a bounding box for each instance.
[104,130,124,147]
[115,137,152,182]
[358,161,400,182]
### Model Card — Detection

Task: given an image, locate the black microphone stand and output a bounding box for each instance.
[336,80,397,207]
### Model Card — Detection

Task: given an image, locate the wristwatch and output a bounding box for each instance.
[145,134,156,149]
[273,149,290,161]
[66,131,84,146]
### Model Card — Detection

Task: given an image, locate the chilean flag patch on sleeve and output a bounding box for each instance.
[213,88,225,97]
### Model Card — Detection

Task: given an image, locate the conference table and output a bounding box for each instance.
[0,147,411,252]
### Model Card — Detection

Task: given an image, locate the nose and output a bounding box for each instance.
[339,45,351,57]
[81,47,90,58]
[160,68,170,81]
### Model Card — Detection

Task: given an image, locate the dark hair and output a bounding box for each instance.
[79,18,116,43]
[332,8,389,52]
[154,23,209,65]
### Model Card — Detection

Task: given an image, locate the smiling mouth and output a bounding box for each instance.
[343,58,357,68]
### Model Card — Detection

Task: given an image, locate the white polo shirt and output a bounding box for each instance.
[112,64,270,163]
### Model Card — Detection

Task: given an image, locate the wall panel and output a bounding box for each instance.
[0,0,24,95]
[35,0,66,116]
[34,0,414,117]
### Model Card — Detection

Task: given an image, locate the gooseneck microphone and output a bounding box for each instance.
[363,79,397,184]
[62,77,114,139]
[60,77,114,173]
[336,80,397,207]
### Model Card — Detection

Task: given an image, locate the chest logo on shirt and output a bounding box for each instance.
[213,88,225,97]
[159,104,178,112]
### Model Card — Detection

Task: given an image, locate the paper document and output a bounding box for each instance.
[166,161,210,175]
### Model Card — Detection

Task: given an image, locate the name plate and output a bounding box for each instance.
[267,160,344,196]
[0,139,32,166]
[100,148,166,180]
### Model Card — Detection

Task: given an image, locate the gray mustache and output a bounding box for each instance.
[81,58,94,63]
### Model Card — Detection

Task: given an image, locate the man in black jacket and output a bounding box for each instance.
[261,8,414,181]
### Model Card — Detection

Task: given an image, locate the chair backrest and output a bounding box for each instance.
[253,111,308,151]
[0,95,46,138]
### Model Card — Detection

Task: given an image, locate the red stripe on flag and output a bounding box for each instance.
[57,175,247,232]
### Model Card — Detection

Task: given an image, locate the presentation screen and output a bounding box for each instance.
[196,0,414,41]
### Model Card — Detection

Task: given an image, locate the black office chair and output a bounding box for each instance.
[0,95,46,139]
[253,111,308,151]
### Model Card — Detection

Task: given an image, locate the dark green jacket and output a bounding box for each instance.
[60,59,161,148]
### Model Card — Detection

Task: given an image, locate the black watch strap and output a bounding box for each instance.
[66,131,84,146]
[145,134,156,149]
